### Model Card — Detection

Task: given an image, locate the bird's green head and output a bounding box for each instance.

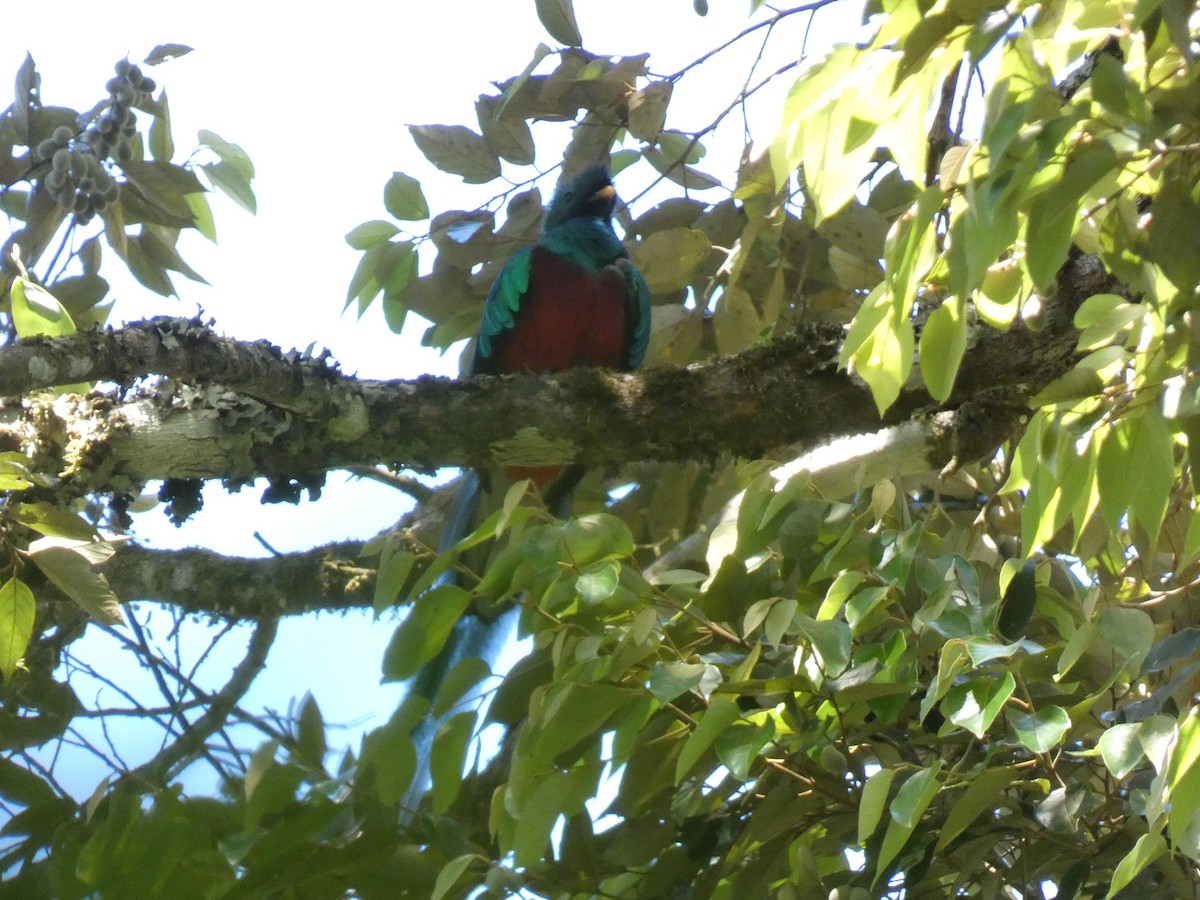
[542,164,617,233]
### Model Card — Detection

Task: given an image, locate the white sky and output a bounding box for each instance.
[1,1,856,797]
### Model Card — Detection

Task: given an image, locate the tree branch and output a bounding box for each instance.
[105,540,382,618]
[0,252,1114,494]
[122,613,278,788]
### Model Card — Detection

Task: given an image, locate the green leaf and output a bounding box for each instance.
[1097,607,1154,676]
[794,615,851,676]
[876,762,943,881]
[891,763,943,827]
[1108,832,1167,899]
[511,771,569,867]
[433,656,492,718]
[714,285,763,355]
[13,502,97,541]
[919,294,967,401]
[936,766,1016,852]
[1023,140,1117,291]
[1097,418,1133,530]
[648,662,719,703]
[1007,705,1070,754]
[642,147,723,191]
[202,161,256,213]
[148,89,174,162]
[11,278,75,338]
[1127,406,1174,540]
[630,227,712,293]
[772,45,875,218]
[359,714,418,806]
[561,514,635,567]
[380,584,472,682]
[1074,294,1143,351]
[432,854,480,900]
[1167,710,1200,852]
[531,683,626,761]
[295,693,326,770]
[1144,628,1200,675]
[1099,723,1144,780]
[27,544,122,625]
[997,560,1037,640]
[577,561,619,605]
[373,547,416,612]
[346,220,400,249]
[0,578,36,680]
[921,640,968,722]
[431,711,475,814]
[858,767,895,844]
[535,0,582,45]
[383,172,429,221]
[944,672,1015,738]
[185,192,216,241]
[198,129,254,178]
[675,696,740,783]
[714,717,775,780]
[409,125,501,184]
[0,755,57,807]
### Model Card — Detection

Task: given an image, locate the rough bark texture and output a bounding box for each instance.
[2,253,1119,619]
[0,251,1111,497]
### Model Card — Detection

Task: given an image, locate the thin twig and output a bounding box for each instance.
[123,614,279,788]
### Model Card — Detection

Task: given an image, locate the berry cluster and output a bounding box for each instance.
[91,59,156,161]
[34,59,156,225]
[38,129,118,225]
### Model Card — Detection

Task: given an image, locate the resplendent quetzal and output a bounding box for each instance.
[401,163,651,816]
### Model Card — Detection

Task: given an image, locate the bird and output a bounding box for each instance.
[400,163,651,819]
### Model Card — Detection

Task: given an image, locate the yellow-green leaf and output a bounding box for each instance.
[0,578,36,679]
[920,294,967,401]
[11,278,75,338]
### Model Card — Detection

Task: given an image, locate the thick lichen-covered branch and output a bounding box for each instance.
[0,253,1111,494]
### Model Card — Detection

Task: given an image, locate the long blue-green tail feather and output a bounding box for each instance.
[400,468,581,822]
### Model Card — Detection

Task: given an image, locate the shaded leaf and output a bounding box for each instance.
[628,82,673,142]
[380,584,472,682]
[535,0,582,46]
[144,44,193,65]
[431,711,475,814]
[476,96,536,166]
[936,766,1016,851]
[410,125,501,184]
[714,285,763,355]
[643,147,722,191]
[295,693,326,770]
[714,718,774,781]
[433,657,492,718]
[675,696,740,783]
[27,545,122,625]
[631,227,711,293]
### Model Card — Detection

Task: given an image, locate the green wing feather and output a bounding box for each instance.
[473,246,532,371]
[623,259,652,371]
